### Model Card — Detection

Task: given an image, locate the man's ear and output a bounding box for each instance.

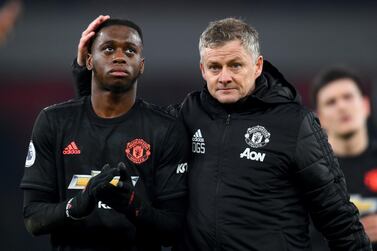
[200,63,207,81]
[316,109,327,129]
[255,55,263,78]
[86,53,93,71]
[139,58,145,74]
[363,96,371,118]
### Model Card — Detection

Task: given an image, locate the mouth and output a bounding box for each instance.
[339,115,352,123]
[108,69,130,77]
[341,117,351,122]
[217,88,236,92]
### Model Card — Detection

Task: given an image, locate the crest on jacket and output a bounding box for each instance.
[245,125,270,148]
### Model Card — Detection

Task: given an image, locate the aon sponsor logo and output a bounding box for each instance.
[240,148,266,162]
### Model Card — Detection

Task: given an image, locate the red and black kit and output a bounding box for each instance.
[21,96,189,251]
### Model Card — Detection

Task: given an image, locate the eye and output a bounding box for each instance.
[103,46,114,53]
[324,98,336,107]
[230,63,242,69]
[343,93,354,101]
[208,65,221,72]
[125,47,136,54]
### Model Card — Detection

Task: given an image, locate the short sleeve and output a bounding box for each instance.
[20,110,57,193]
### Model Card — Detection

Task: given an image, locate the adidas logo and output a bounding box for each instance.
[63,141,81,155]
[192,129,204,143]
[192,129,205,154]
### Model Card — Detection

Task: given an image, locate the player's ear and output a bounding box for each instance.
[200,63,207,81]
[86,53,93,71]
[254,55,263,78]
[139,58,145,74]
[316,110,327,129]
[363,96,371,117]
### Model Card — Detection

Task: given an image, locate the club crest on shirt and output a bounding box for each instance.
[245,125,271,148]
[125,139,151,164]
[25,140,36,167]
[240,126,270,162]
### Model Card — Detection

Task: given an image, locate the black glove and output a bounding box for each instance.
[95,162,148,220]
[65,164,118,219]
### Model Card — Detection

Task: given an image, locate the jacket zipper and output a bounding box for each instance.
[226,114,231,125]
[215,113,231,251]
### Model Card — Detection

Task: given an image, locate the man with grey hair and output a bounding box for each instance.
[72,17,371,250]
[177,17,370,251]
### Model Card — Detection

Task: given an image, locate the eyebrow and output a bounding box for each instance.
[228,57,243,63]
[207,57,243,64]
[99,40,139,46]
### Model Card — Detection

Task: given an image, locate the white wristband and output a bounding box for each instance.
[65,197,83,220]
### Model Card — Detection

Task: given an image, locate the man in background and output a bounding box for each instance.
[311,67,377,250]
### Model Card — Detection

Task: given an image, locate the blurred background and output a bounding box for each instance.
[0,0,376,250]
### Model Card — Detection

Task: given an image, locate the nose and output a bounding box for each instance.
[337,97,352,111]
[218,68,232,85]
[112,49,126,64]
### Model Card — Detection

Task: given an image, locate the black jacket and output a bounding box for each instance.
[178,61,371,250]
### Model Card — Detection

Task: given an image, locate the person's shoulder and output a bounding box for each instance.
[179,90,202,110]
[270,103,318,137]
[273,102,310,121]
[138,99,178,122]
[42,97,86,114]
[293,103,313,118]
[33,97,86,129]
[288,104,322,135]
[183,90,201,102]
[291,104,319,128]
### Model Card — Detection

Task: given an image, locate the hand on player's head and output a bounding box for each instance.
[77,14,110,66]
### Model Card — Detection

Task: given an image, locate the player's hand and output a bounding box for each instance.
[95,162,148,219]
[77,14,110,66]
[65,163,118,219]
[361,214,377,242]
[0,0,22,44]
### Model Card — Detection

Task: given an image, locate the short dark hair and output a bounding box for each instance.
[311,67,366,108]
[88,18,143,53]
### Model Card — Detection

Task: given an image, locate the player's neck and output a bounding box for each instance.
[329,127,369,157]
[91,86,137,119]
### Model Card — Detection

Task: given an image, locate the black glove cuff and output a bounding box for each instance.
[65,197,85,220]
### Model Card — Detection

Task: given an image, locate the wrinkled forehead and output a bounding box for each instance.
[202,40,252,61]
